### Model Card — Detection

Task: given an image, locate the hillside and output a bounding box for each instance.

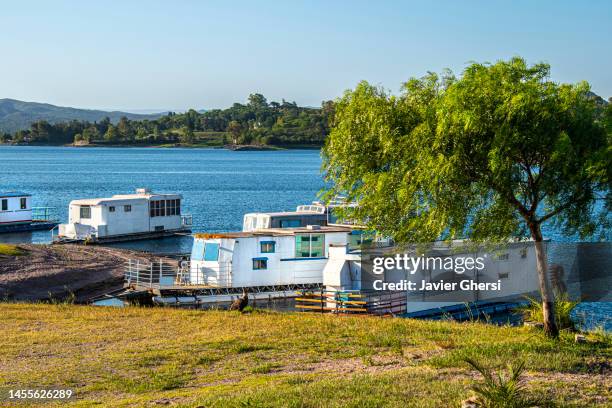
[0,98,164,133]
[0,94,332,147]
[0,304,609,407]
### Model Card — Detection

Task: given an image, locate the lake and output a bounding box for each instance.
[1,146,609,328]
[0,146,324,252]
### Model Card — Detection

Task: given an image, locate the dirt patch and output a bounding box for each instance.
[0,244,175,302]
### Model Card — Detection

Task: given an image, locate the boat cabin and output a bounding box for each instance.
[0,192,32,225]
[242,201,357,232]
[57,188,191,241]
[189,225,360,287]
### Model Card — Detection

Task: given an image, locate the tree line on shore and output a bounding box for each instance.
[0,94,335,147]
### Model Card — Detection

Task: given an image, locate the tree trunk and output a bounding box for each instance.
[530,223,559,338]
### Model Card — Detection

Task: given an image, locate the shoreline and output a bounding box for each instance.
[0,143,322,150]
[0,243,176,303]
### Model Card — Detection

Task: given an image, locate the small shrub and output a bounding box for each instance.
[232,343,272,354]
[590,326,612,343]
[251,362,278,374]
[516,295,578,331]
[464,358,546,408]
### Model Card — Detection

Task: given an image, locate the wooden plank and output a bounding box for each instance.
[296,292,364,298]
[295,305,367,312]
[295,298,367,305]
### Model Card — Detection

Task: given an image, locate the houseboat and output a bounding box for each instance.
[315,240,542,316]
[242,200,357,231]
[0,192,58,233]
[55,188,192,243]
[121,224,366,305]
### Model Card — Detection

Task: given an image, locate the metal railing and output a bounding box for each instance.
[32,207,58,222]
[125,259,184,288]
[124,259,231,288]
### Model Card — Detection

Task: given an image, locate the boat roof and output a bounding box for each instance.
[0,191,31,198]
[244,211,325,217]
[194,225,358,239]
[70,192,181,206]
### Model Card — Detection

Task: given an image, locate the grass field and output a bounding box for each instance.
[0,304,610,407]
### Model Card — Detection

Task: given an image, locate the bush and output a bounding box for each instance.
[516,294,578,331]
[464,358,547,408]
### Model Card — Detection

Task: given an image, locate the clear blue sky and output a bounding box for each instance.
[1,0,610,111]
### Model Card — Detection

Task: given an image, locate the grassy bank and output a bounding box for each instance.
[0,304,609,407]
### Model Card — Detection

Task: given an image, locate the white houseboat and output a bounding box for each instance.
[242,200,357,232]
[188,225,361,287]
[0,192,58,233]
[319,240,541,316]
[121,224,366,305]
[56,188,192,243]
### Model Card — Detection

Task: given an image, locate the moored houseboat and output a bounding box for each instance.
[0,192,58,233]
[55,188,192,243]
[242,200,357,232]
[120,225,367,306]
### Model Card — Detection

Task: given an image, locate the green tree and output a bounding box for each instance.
[82,126,99,143]
[323,58,610,338]
[248,93,268,109]
[136,127,147,140]
[179,126,194,144]
[227,120,243,145]
[104,124,118,142]
[117,116,133,141]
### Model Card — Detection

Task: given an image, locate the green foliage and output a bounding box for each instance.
[464,358,546,408]
[323,57,610,243]
[4,94,334,147]
[517,295,578,331]
[0,98,161,134]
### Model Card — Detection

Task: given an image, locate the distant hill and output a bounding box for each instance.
[0,99,166,133]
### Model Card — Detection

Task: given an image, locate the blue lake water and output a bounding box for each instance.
[1,146,609,328]
[0,146,324,252]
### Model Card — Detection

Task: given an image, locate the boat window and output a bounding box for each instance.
[20,198,27,209]
[164,199,180,216]
[280,219,301,228]
[260,241,275,253]
[204,243,219,261]
[253,258,268,270]
[109,206,115,213]
[80,206,91,219]
[124,205,131,212]
[191,240,205,261]
[1,199,7,211]
[295,234,325,258]
[348,230,374,251]
[150,200,169,217]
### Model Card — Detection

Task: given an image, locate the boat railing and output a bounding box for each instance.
[32,206,58,222]
[125,259,182,289]
[181,214,193,228]
[124,259,232,288]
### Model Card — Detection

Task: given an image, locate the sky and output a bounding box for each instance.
[1,0,610,112]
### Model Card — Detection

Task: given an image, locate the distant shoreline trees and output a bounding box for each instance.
[0,94,335,147]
